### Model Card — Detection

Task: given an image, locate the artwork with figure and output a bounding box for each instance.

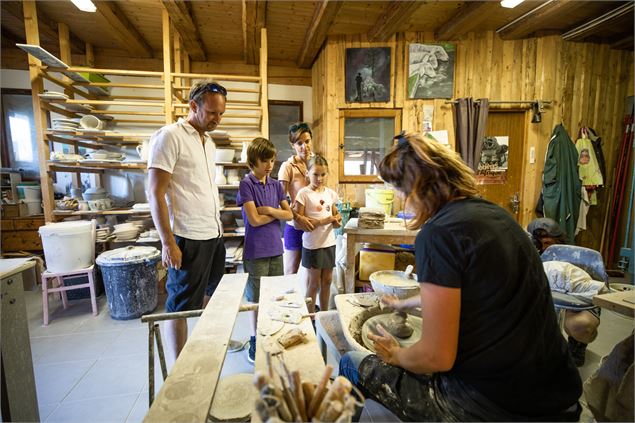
[478,137,509,171]
[408,43,455,99]
[345,47,391,103]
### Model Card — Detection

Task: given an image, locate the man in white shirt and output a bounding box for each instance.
[147,80,227,361]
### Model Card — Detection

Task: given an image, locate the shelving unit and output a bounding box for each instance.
[19,5,268,267]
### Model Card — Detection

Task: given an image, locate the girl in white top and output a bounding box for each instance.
[294,155,342,313]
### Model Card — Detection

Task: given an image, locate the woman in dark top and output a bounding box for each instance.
[339,132,582,421]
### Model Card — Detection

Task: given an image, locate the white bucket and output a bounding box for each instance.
[365,188,394,216]
[24,200,43,215]
[17,184,42,200]
[39,220,96,273]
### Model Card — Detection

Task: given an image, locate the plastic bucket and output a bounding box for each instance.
[17,184,42,200]
[96,246,160,320]
[38,221,95,273]
[365,188,394,216]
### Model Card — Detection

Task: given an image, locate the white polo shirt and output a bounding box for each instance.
[148,118,222,240]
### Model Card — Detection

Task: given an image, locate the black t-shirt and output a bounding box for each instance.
[415,197,582,416]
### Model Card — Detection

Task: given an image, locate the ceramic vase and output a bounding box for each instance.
[240,142,249,163]
[215,165,226,185]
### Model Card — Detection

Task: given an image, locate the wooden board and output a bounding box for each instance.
[143,273,248,423]
[255,275,326,387]
[593,289,635,317]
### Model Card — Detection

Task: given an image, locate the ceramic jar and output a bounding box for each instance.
[215,165,227,185]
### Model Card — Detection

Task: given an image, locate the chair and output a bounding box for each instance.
[41,265,98,326]
[540,245,609,324]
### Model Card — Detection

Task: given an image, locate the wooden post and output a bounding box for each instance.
[58,22,81,189]
[23,0,54,222]
[162,9,174,124]
[183,52,190,96]
[259,27,268,138]
[85,42,95,67]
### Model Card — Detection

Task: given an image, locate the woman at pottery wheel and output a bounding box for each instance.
[339,132,582,422]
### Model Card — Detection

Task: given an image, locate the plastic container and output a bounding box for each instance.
[365,188,394,216]
[24,200,43,215]
[96,246,160,320]
[38,221,96,273]
[369,270,419,299]
[16,183,42,200]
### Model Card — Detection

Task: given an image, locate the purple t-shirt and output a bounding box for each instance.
[237,173,286,260]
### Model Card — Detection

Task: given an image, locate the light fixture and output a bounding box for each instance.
[500,0,525,9]
[71,0,96,13]
[531,101,543,124]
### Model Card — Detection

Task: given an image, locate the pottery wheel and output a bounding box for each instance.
[209,373,255,422]
[361,313,422,353]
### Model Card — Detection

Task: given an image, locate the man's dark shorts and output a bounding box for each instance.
[165,235,226,312]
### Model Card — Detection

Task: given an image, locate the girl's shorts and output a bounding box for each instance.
[301,245,336,269]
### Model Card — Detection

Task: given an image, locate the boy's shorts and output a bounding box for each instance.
[243,255,283,302]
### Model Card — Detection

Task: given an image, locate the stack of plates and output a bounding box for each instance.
[52,118,80,131]
[96,227,111,242]
[137,229,159,243]
[132,203,151,212]
[112,222,144,241]
[39,91,69,101]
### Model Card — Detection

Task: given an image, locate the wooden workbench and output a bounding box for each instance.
[344,218,419,293]
[593,289,635,317]
[143,273,248,423]
[254,274,326,384]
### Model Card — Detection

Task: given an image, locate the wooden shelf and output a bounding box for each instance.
[220,206,241,212]
[216,162,249,168]
[217,184,240,190]
[223,232,245,238]
[45,129,152,140]
[53,209,151,216]
[47,161,147,173]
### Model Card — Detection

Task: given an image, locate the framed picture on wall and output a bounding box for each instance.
[407,43,455,99]
[345,47,391,103]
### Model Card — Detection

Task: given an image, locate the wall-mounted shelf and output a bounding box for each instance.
[217,185,240,190]
[47,161,147,173]
[53,209,151,216]
[216,162,249,168]
[220,206,241,212]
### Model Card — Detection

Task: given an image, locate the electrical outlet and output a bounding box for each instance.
[529,147,535,164]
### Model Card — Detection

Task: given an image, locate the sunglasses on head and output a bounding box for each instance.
[394,131,408,147]
[190,82,227,100]
[289,122,310,133]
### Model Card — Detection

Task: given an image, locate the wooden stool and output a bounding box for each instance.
[41,265,98,326]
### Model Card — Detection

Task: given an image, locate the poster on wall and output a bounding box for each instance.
[476,136,509,184]
[345,47,391,103]
[408,43,455,99]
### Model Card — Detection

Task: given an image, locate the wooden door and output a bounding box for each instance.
[475,109,528,221]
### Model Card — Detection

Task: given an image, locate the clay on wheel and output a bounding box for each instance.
[385,311,413,338]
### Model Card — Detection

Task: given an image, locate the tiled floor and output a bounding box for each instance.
[23,282,634,422]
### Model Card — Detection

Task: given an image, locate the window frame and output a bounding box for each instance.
[338,108,402,183]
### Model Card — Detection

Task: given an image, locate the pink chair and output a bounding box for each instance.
[41,265,98,326]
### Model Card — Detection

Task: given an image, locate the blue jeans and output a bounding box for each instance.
[338,351,371,386]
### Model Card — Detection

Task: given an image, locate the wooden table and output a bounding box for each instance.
[0,259,39,422]
[344,218,419,293]
[593,289,635,317]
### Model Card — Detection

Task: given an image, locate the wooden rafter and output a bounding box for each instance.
[161,0,206,61]
[367,0,422,42]
[2,1,84,53]
[436,1,494,40]
[242,0,266,65]
[297,0,343,68]
[95,1,153,58]
[497,0,576,40]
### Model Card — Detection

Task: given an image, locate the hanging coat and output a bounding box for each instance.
[542,124,582,244]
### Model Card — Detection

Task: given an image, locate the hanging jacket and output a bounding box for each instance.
[587,127,607,183]
[542,124,582,244]
[576,135,603,205]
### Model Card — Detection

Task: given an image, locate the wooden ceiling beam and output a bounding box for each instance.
[367,0,422,42]
[95,1,154,58]
[242,0,267,65]
[161,0,206,61]
[562,2,634,41]
[436,1,494,40]
[1,1,84,54]
[497,0,576,40]
[297,0,343,69]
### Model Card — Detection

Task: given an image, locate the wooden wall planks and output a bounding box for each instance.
[312,31,633,250]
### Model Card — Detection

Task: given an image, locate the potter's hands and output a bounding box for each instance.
[162,241,182,270]
[380,294,406,311]
[368,324,401,366]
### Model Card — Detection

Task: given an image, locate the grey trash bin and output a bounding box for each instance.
[96,246,160,320]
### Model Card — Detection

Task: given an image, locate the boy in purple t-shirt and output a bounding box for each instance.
[237,137,293,363]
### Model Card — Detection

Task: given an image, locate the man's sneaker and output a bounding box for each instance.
[568,336,587,367]
[247,336,256,364]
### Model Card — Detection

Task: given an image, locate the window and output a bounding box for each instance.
[1,90,40,179]
[339,109,401,182]
[268,100,303,177]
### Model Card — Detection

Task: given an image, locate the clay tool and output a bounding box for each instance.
[308,364,333,417]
